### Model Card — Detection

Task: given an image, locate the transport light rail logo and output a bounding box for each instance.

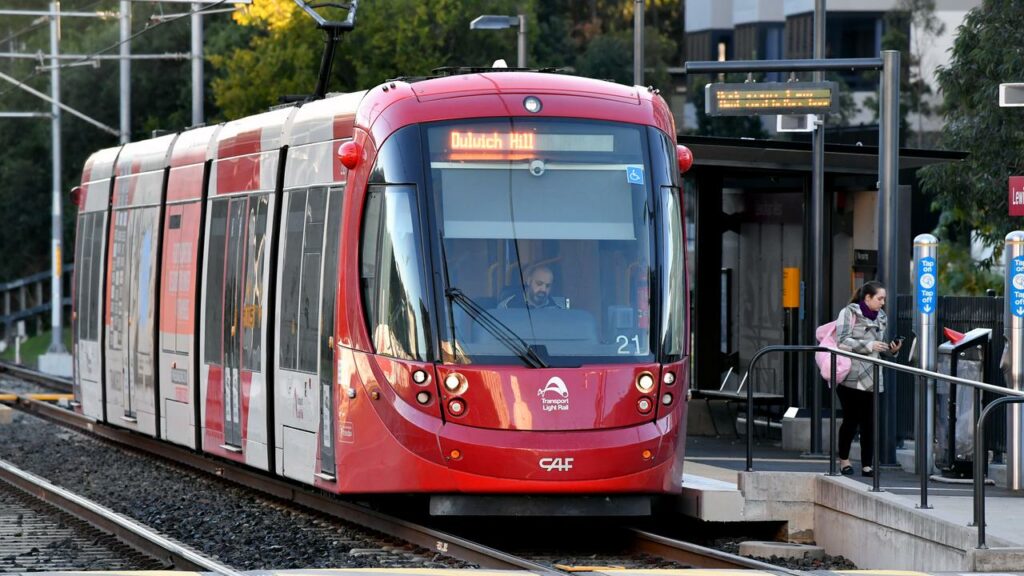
[538,376,570,412]
[539,457,575,471]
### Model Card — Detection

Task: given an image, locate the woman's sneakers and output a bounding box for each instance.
[862,466,874,477]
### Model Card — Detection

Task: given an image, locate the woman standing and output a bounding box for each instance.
[835,281,902,477]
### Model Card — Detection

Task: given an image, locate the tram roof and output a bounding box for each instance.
[678,135,966,174]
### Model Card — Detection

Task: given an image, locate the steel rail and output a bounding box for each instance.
[0,360,72,392]
[5,391,564,574]
[0,457,244,575]
[629,529,803,573]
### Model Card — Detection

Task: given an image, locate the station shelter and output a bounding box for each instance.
[678,135,965,417]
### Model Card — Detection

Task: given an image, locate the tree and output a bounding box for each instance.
[210,0,685,120]
[210,0,541,119]
[919,0,1024,294]
[0,1,238,281]
[862,0,945,148]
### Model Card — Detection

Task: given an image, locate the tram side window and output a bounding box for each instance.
[88,213,103,341]
[278,190,306,371]
[320,187,345,365]
[360,185,432,362]
[660,186,686,359]
[298,188,327,373]
[204,200,228,364]
[278,188,329,374]
[75,214,94,341]
[242,195,269,371]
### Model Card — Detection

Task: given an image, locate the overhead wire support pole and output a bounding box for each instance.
[48,1,64,354]
[810,0,826,456]
[120,0,130,143]
[191,2,203,126]
[878,49,901,467]
[633,0,643,86]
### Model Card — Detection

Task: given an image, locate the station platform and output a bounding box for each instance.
[680,435,1024,572]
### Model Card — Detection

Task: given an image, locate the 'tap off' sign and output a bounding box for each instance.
[1012,256,1024,318]
[1010,176,1024,216]
[917,257,937,315]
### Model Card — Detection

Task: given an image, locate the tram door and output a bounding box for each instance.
[220,198,247,449]
[317,189,344,479]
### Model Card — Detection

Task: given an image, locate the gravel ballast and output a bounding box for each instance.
[0,410,471,570]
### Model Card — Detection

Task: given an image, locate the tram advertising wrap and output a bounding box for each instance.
[70,71,693,515]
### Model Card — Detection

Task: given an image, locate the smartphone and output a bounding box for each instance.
[892,336,905,346]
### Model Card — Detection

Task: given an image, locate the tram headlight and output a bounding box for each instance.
[663,372,676,385]
[415,391,431,405]
[412,369,429,385]
[636,372,655,393]
[661,393,673,406]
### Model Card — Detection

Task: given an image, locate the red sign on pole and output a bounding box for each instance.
[1011,176,1024,216]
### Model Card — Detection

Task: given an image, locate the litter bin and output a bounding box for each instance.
[934,328,992,479]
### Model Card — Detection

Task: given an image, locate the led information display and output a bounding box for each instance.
[705,81,839,116]
[445,131,614,160]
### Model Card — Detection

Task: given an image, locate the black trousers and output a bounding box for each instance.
[837,385,875,468]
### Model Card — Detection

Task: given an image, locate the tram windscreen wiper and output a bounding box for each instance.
[445,288,548,369]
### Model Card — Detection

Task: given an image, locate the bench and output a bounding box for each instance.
[692,367,787,437]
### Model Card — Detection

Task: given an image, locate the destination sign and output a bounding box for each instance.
[705,81,839,116]
[445,131,614,160]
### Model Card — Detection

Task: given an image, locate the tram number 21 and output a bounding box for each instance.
[616,334,642,354]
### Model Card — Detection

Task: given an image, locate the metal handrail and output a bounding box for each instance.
[738,344,1024,549]
[974,396,1024,548]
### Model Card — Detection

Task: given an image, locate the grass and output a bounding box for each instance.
[0,329,73,366]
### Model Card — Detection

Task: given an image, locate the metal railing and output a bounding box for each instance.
[738,344,1024,549]
[0,266,72,344]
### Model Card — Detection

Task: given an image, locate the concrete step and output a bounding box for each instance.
[678,473,744,522]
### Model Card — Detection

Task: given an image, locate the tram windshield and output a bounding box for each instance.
[427,118,674,366]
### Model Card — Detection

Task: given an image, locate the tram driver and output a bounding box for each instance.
[499,265,561,310]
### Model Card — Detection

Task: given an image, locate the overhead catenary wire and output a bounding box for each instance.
[0,0,232,99]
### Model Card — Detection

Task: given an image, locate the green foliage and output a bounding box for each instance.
[0,330,73,366]
[932,213,1002,296]
[920,0,1024,293]
[861,0,945,147]
[210,0,683,119]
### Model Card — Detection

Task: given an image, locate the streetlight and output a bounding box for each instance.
[470,14,526,69]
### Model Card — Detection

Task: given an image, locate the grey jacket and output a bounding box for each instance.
[835,302,891,391]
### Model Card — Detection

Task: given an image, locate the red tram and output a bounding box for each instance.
[71,70,693,514]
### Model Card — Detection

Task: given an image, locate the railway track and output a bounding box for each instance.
[0,361,796,573]
[0,457,241,573]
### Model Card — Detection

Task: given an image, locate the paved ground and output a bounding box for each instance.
[684,434,1024,547]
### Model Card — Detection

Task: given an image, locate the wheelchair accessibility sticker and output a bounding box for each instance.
[626,166,645,185]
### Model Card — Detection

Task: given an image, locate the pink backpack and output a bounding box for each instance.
[815,320,851,385]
